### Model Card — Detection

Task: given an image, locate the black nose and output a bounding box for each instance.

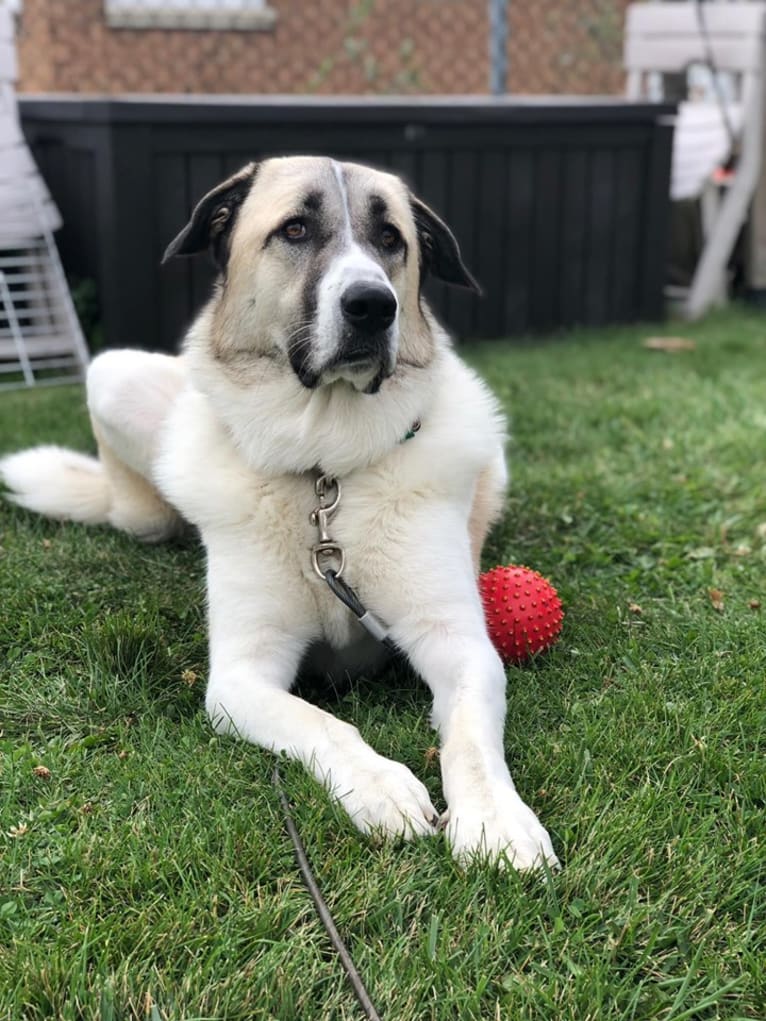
[340,282,397,333]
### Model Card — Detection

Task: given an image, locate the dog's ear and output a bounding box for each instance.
[409,195,480,293]
[162,162,258,269]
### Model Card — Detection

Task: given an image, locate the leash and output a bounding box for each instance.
[275,423,421,1020]
[694,0,739,165]
[274,766,383,1021]
[310,474,397,651]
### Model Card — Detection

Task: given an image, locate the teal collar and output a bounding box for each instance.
[401,419,421,443]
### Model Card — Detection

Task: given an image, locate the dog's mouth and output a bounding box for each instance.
[289,329,397,394]
[319,357,393,395]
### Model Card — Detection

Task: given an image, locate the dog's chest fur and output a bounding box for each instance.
[155,351,504,653]
[156,392,408,648]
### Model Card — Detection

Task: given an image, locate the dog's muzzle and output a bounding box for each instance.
[335,282,398,381]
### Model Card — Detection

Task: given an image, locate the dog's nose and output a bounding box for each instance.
[340,283,397,333]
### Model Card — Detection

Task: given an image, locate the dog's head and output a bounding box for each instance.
[164,156,477,394]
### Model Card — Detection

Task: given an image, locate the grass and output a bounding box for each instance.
[1,306,765,1020]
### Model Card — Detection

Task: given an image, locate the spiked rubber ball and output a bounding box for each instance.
[479,564,564,664]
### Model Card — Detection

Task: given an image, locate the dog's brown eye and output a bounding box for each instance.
[380,225,401,250]
[282,220,308,241]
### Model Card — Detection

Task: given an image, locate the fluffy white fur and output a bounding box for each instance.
[0,158,559,871]
[0,446,109,523]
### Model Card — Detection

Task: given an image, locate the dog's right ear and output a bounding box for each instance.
[162,162,258,269]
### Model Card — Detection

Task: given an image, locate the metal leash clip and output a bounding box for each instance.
[310,474,346,579]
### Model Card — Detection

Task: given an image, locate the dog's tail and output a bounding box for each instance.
[0,445,111,524]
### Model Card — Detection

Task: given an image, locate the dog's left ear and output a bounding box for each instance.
[409,195,480,293]
[162,162,258,269]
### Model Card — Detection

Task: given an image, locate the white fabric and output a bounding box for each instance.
[0,7,62,234]
[671,100,743,201]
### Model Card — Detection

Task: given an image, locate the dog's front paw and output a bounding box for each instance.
[325,753,439,840]
[446,787,558,872]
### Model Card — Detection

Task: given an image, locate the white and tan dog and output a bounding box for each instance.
[1,157,557,870]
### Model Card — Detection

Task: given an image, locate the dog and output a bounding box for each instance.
[1,157,558,870]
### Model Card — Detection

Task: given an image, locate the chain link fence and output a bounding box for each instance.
[18,0,635,96]
[508,0,631,95]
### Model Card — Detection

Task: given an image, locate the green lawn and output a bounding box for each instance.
[1,308,764,1020]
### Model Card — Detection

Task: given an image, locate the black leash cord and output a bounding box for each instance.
[273,766,384,1021]
[694,0,739,160]
[323,569,398,652]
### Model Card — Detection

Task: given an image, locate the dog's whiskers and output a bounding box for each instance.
[284,318,314,344]
[284,324,315,359]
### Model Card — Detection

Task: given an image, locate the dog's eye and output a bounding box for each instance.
[282,220,308,241]
[380,224,401,250]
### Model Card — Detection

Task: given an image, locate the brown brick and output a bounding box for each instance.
[17,0,628,98]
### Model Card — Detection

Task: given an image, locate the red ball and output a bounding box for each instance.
[479,564,564,664]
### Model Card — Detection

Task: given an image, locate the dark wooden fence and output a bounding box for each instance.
[20,96,675,352]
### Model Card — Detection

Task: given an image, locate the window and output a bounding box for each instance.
[104,0,276,32]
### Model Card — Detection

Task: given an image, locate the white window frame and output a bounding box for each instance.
[103,0,277,32]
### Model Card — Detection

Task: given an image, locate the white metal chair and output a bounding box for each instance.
[625,2,766,319]
[0,6,89,389]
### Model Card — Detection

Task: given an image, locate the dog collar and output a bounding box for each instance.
[401,419,421,443]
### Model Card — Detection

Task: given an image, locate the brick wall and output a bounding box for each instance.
[510,0,631,95]
[16,0,628,96]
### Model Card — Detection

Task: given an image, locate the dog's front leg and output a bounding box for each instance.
[377,519,559,870]
[413,629,557,871]
[203,545,438,841]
